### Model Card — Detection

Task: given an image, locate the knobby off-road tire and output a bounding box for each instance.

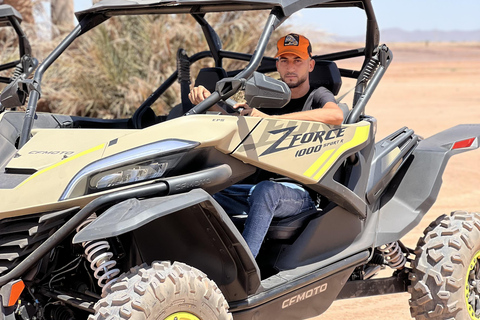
[409,211,480,320]
[89,261,232,320]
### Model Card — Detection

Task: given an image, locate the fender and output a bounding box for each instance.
[73,188,261,301]
[375,124,480,246]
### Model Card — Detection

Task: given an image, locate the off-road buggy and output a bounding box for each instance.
[0,0,480,319]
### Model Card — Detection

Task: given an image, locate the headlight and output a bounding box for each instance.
[92,160,169,189]
[60,139,199,200]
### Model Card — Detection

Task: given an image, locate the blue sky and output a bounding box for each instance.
[74,0,480,36]
[290,0,480,36]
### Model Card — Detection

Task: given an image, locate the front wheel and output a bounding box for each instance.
[409,211,480,320]
[89,261,232,320]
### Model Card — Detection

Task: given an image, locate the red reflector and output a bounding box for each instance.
[452,138,475,150]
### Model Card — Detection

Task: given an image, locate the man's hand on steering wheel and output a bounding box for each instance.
[188,85,268,118]
[188,85,211,105]
[188,85,227,115]
[232,103,268,118]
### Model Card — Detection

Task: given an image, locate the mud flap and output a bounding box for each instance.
[73,188,261,300]
[376,124,480,245]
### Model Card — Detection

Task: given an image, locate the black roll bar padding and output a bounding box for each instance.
[177,48,194,114]
[185,7,285,116]
[192,14,223,67]
[0,182,169,287]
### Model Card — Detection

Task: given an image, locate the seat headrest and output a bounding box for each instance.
[309,60,342,96]
[194,67,228,93]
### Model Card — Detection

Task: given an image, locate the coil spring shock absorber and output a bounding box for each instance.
[378,241,406,269]
[76,214,120,295]
[11,64,23,81]
[361,55,380,83]
[353,55,380,106]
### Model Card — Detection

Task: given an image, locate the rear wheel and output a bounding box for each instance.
[89,261,232,320]
[409,211,480,320]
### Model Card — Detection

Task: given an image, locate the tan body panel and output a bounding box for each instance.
[101,115,261,157]
[232,119,371,184]
[0,115,369,217]
[0,115,260,216]
[7,129,134,171]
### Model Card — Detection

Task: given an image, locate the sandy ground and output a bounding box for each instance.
[309,42,480,319]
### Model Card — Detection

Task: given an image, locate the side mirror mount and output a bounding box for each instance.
[0,78,27,110]
[188,72,290,116]
[0,78,39,111]
[244,72,290,109]
[0,55,39,112]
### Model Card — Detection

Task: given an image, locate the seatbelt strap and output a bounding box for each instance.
[336,82,360,103]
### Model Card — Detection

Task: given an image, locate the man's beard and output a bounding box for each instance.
[280,73,308,89]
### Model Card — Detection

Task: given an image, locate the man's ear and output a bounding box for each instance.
[309,58,315,72]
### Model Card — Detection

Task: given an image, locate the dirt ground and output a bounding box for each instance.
[310,42,480,319]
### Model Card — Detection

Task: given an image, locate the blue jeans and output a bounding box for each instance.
[214,181,316,257]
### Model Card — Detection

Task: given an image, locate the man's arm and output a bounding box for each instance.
[240,102,344,126]
[190,85,344,125]
[261,102,343,125]
[188,85,229,115]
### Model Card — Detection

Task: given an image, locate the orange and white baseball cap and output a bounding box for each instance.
[275,33,312,60]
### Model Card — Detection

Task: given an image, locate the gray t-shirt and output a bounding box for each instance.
[302,86,336,111]
[260,86,335,116]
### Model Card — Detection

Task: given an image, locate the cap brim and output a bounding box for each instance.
[275,50,310,60]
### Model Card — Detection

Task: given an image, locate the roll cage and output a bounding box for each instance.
[12,0,390,148]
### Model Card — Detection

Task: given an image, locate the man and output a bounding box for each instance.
[189,33,343,257]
